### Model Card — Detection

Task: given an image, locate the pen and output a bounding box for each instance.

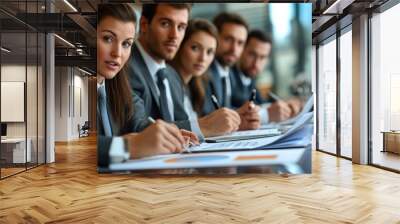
[249,89,257,102]
[148,117,156,124]
[211,94,221,109]
[248,89,257,109]
[183,135,198,153]
[268,91,282,103]
[185,141,192,153]
[148,117,195,153]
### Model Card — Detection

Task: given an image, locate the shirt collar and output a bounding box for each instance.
[136,42,166,81]
[237,66,252,86]
[97,78,105,89]
[215,60,230,78]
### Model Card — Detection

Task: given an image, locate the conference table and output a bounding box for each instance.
[100,145,312,175]
[100,109,314,175]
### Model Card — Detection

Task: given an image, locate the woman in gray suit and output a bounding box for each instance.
[97,4,198,167]
[169,19,241,137]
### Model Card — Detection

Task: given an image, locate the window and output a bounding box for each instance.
[317,36,337,154]
[370,2,400,171]
[339,28,352,158]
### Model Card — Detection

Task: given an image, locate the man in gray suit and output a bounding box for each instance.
[231,30,301,123]
[128,4,241,138]
[202,12,261,130]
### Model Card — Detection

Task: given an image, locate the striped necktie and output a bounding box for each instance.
[156,68,173,122]
[98,85,112,136]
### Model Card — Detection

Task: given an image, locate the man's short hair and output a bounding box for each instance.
[246,29,272,45]
[212,12,249,32]
[141,3,193,23]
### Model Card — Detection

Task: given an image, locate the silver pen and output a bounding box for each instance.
[148,117,193,153]
[148,117,156,124]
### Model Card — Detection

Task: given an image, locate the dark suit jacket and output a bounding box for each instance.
[97,82,150,168]
[230,65,268,108]
[202,60,233,115]
[127,45,191,131]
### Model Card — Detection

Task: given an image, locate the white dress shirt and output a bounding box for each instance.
[183,89,198,120]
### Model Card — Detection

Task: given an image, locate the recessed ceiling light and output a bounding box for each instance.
[78,67,92,76]
[1,47,11,53]
[54,34,75,48]
[63,0,78,12]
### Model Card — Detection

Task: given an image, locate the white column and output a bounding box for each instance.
[352,14,369,164]
[46,33,55,163]
[45,0,55,163]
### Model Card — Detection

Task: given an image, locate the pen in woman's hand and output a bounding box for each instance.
[148,117,156,124]
[211,94,221,110]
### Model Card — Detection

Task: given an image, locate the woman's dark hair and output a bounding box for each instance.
[97,4,137,130]
[170,19,218,114]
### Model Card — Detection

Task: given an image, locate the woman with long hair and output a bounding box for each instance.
[97,4,198,167]
[169,19,241,137]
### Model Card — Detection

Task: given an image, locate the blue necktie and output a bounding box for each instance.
[98,85,112,136]
[156,68,173,122]
[221,76,227,107]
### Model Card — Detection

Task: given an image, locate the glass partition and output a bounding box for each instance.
[1,30,28,178]
[27,31,38,169]
[0,0,46,179]
[317,36,337,155]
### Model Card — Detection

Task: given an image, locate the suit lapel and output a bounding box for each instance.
[132,45,160,107]
[232,66,245,90]
[209,61,224,103]
[108,104,119,136]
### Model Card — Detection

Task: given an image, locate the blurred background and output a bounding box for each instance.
[190,3,312,100]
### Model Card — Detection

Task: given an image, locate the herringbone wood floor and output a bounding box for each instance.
[1,135,400,223]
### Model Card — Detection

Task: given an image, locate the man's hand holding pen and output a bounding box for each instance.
[236,89,261,130]
[267,91,302,122]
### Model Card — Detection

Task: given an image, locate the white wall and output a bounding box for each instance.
[1,64,46,164]
[1,65,40,138]
[54,67,89,141]
[55,66,69,141]
[75,73,89,133]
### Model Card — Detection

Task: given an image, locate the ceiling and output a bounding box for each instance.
[311,0,390,43]
[0,0,101,72]
[0,0,394,72]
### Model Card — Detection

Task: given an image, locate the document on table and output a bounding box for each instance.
[276,95,314,126]
[205,128,281,142]
[109,148,307,171]
[260,95,314,129]
[187,112,314,153]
